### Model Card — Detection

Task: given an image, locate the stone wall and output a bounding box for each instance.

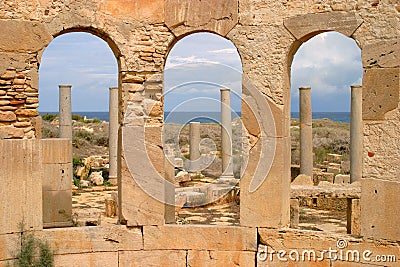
[0,0,399,265]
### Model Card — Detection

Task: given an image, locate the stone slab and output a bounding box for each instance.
[0,139,42,234]
[42,163,72,191]
[39,226,143,254]
[99,0,164,22]
[284,12,362,41]
[143,225,257,251]
[165,0,238,37]
[361,178,400,241]
[187,250,256,266]
[240,137,290,227]
[119,250,187,267]
[290,185,360,199]
[42,190,73,228]
[362,39,399,68]
[0,233,19,261]
[0,20,52,52]
[362,68,399,120]
[54,252,118,267]
[41,139,72,164]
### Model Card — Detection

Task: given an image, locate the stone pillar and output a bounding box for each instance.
[58,85,72,139]
[299,86,313,177]
[350,85,362,183]
[220,88,234,178]
[109,87,118,185]
[189,122,201,172]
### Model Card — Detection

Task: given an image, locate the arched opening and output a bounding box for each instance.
[290,31,362,233]
[163,32,243,225]
[39,31,119,227]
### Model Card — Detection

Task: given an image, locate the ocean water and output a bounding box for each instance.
[40,111,351,124]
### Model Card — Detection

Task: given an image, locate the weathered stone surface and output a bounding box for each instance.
[0,126,24,139]
[242,100,260,137]
[165,0,239,37]
[363,68,399,120]
[0,20,52,52]
[291,174,313,186]
[40,226,142,254]
[284,12,363,41]
[0,111,16,122]
[144,225,257,251]
[187,250,255,266]
[0,233,19,261]
[15,109,39,117]
[99,0,164,22]
[0,140,42,234]
[54,252,118,267]
[119,250,186,267]
[241,137,290,227]
[334,174,350,184]
[290,185,361,199]
[347,198,360,235]
[363,39,399,68]
[361,178,400,241]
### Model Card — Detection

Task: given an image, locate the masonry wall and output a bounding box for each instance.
[0,0,399,266]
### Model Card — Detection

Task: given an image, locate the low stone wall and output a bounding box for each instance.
[1,225,398,266]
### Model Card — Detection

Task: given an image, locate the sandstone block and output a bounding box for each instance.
[0,233,20,261]
[362,40,399,68]
[165,0,238,37]
[187,250,255,266]
[0,100,10,106]
[39,226,143,253]
[0,111,16,122]
[0,140,42,234]
[0,126,24,139]
[99,0,164,22]
[119,250,186,267]
[363,68,399,120]
[0,20,52,52]
[334,174,350,184]
[144,225,257,251]
[291,174,313,186]
[54,252,118,267]
[361,178,400,241]
[15,109,38,117]
[284,12,362,41]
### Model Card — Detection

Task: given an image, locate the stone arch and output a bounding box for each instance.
[38,28,121,227]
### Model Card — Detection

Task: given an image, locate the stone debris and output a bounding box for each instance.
[291,174,313,186]
[89,171,104,186]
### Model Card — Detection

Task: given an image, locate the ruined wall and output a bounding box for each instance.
[0,0,399,265]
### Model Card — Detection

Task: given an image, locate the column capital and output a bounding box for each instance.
[220,88,231,92]
[58,84,72,89]
[350,85,362,89]
[109,86,118,91]
[299,86,311,90]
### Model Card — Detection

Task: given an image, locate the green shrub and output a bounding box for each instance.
[41,113,58,121]
[11,232,54,267]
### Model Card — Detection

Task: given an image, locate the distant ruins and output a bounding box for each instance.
[0,0,399,266]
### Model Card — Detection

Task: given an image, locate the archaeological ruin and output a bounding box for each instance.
[0,0,399,266]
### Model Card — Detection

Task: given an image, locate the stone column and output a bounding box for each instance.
[220,88,234,178]
[58,85,72,139]
[189,121,201,172]
[299,86,313,177]
[108,87,118,185]
[350,85,362,183]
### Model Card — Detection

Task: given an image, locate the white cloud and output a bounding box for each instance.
[208,48,237,54]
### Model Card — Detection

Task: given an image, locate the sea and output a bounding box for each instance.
[39,111,351,124]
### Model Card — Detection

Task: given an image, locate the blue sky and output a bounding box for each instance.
[38,31,362,112]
